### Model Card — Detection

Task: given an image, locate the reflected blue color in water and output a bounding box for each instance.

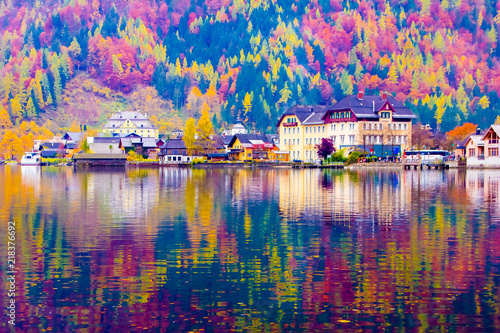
[0,166,499,332]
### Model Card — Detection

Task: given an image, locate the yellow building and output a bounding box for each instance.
[228,134,283,161]
[276,93,416,161]
[103,111,159,139]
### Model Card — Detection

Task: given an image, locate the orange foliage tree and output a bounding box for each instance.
[445,123,478,143]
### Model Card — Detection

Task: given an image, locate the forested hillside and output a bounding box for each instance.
[1,0,500,135]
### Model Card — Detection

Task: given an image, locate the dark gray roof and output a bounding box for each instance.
[221,134,233,145]
[228,134,271,147]
[329,95,416,119]
[63,132,82,142]
[65,142,78,149]
[41,150,58,158]
[41,142,64,149]
[302,111,328,125]
[277,105,328,127]
[160,139,186,149]
[212,134,226,149]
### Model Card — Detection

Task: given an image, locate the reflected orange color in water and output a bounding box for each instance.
[0,166,499,332]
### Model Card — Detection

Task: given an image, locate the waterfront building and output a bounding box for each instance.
[158,139,194,164]
[466,125,500,167]
[227,134,281,161]
[276,93,416,161]
[102,111,159,139]
[119,137,159,159]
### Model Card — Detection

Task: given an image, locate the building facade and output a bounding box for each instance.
[276,93,416,161]
[103,111,159,139]
[466,125,500,168]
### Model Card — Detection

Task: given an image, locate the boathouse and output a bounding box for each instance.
[73,153,127,166]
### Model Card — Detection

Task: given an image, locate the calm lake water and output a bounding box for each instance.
[1,166,500,332]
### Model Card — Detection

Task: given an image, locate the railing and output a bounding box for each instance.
[283,122,298,127]
[489,139,499,144]
[478,154,485,160]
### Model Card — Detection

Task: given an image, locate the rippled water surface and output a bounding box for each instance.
[1,166,500,332]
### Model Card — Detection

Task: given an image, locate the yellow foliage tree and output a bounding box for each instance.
[243,92,252,115]
[183,117,198,155]
[0,108,13,129]
[478,95,490,109]
[197,108,215,151]
[10,95,23,120]
[0,130,24,160]
[69,120,80,132]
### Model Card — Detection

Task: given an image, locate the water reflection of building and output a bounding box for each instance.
[466,170,500,223]
[21,166,42,196]
[277,169,414,227]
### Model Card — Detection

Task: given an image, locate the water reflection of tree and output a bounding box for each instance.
[3,168,500,331]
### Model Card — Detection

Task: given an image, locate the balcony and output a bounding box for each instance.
[283,122,298,127]
[489,139,499,144]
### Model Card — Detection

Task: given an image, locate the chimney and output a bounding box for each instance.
[476,128,481,135]
[381,92,387,100]
[357,92,364,100]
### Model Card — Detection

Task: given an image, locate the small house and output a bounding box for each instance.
[158,139,191,164]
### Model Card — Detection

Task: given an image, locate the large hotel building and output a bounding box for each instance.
[277,92,416,160]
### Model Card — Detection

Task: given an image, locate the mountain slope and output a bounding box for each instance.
[0,0,499,133]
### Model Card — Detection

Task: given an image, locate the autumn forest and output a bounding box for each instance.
[1,0,500,144]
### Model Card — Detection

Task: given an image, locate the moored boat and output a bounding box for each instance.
[20,151,42,165]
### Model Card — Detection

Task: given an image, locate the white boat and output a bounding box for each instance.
[20,151,41,165]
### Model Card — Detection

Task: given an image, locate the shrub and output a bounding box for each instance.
[346,151,362,165]
[190,157,205,166]
[330,149,347,162]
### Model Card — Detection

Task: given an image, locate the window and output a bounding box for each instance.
[334,124,336,130]
[297,151,300,158]
[368,124,371,130]
[404,124,407,130]
[379,124,383,130]
[297,128,300,133]
[340,135,345,144]
[381,112,390,118]
[322,126,325,132]
[314,127,316,133]
[489,148,499,156]
[293,128,295,134]
[399,124,402,130]
[333,136,336,144]
[314,138,317,144]
[469,148,476,157]
[349,135,354,144]
[297,139,300,145]
[331,124,333,131]
[305,127,308,133]
[363,123,366,130]
[248,153,251,157]
[293,139,295,145]
[341,124,344,130]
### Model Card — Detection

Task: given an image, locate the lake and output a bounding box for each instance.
[1,166,500,332]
